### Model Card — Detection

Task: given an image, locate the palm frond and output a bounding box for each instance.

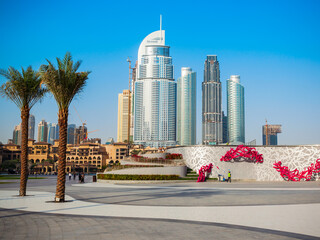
[41,52,90,110]
[0,66,48,110]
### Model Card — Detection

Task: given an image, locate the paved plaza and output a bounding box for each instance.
[1,176,320,239]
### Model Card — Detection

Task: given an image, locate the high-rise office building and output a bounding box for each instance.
[262,124,282,145]
[177,67,196,145]
[117,90,131,142]
[13,123,22,145]
[222,111,228,143]
[28,115,35,140]
[133,28,176,148]
[37,120,48,142]
[47,123,58,144]
[75,125,87,144]
[227,75,245,145]
[67,124,76,144]
[55,124,59,140]
[202,55,222,145]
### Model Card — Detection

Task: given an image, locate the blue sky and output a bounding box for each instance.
[0,0,319,145]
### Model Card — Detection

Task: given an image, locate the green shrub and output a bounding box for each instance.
[97,174,180,181]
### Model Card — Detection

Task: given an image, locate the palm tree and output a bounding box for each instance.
[40,52,90,202]
[0,66,47,196]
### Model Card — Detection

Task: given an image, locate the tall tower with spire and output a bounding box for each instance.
[202,55,222,145]
[133,18,176,147]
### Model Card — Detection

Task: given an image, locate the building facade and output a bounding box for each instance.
[13,124,22,145]
[134,29,176,148]
[202,55,222,145]
[227,75,245,144]
[262,124,282,145]
[177,67,196,145]
[67,124,76,144]
[222,111,228,143]
[28,115,35,140]
[117,89,131,142]
[37,120,48,143]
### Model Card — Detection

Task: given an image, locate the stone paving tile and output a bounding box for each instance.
[1,208,314,240]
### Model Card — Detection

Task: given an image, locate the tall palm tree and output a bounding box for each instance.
[40,52,90,202]
[0,66,47,196]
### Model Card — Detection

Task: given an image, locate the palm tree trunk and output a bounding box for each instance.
[19,107,29,196]
[55,108,68,202]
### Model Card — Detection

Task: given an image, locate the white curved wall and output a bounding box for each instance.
[167,145,320,181]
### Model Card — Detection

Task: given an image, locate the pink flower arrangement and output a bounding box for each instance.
[273,159,320,181]
[220,145,263,163]
[197,163,213,182]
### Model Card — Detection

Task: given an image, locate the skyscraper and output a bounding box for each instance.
[55,123,59,140]
[133,28,176,148]
[37,120,48,142]
[202,55,222,145]
[177,67,196,145]
[28,115,35,140]
[67,124,76,144]
[227,75,245,145]
[47,123,58,144]
[75,125,87,144]
[222,111,228,143]
[13,123,22,145]
[117,89,131,142]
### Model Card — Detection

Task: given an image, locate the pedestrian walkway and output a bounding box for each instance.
[1,183,320,238]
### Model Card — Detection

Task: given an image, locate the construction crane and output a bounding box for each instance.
[73,107,100,144]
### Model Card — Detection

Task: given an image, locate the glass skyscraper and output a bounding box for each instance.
[202,55,222,145]
[47,123,58,144]
[134,29,176,147]
[177,67,196,145]
[28,115,35,140]
[37,120,48,142]
[227,75,245,145]
[67,124,76,144]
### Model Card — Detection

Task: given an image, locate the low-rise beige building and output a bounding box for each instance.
[66,143,108,172]
[104,142,129,164]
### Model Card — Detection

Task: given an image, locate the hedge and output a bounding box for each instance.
[97,174,180,181]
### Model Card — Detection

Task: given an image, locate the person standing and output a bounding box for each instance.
[228,171,231,183]
[68,172,72,181]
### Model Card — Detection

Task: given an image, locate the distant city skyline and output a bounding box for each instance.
[0,0,320,145]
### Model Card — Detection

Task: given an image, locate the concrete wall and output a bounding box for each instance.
[106,166,187,177]
[140,153,167,159]
[167,145,320,181]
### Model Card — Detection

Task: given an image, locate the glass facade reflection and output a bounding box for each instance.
[227,75,245,144]
[177,67,196,146]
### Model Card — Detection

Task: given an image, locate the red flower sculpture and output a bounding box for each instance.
[273,159,320,181]
[220,145,264,163]
[197,163,213,182]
